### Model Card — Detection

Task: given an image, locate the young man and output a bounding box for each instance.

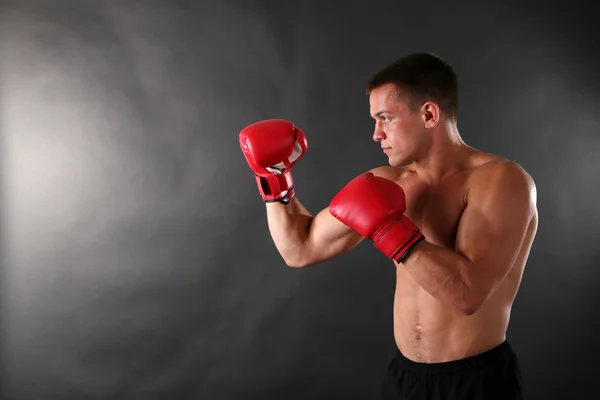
[239,53,538,399]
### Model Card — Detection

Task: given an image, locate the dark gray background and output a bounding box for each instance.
[1,0,599,399]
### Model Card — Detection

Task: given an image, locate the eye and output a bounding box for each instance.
[381,115,391,123]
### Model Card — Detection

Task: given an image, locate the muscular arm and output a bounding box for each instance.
[268,166,399,267]
[401,161,538,315]
[267,198,364,268]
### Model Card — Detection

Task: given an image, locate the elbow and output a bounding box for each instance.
[455,264,487,316]
[457,295,485,316]
[459,304,479,316]
[280,247,324,268]
[285,259,307,268]
[286,259,318,268]
[282,255,312,269]
[280,245,320,268]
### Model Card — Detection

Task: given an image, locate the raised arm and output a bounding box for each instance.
[266,199,364,268]
[271,166,401,267]
[239,119,365,268]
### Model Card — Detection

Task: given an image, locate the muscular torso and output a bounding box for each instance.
[381,152,537,363]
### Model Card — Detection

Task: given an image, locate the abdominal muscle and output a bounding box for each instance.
[392,266,515,363]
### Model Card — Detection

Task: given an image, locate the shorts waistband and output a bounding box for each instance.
[394,341,515,376]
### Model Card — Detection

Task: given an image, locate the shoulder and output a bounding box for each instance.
[472,158,535,189]
[468,158,537,208]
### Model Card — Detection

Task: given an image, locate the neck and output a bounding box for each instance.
[410,123,469,183]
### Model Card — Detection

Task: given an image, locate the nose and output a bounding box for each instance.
[373,122,385,142]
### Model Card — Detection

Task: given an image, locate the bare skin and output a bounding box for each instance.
[265,82,538,363]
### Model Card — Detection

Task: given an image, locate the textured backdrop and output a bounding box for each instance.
[1,0,599,399]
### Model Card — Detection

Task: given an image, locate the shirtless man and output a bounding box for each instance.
[239,53,538,399]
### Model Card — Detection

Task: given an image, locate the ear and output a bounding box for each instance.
[420,102,440,128]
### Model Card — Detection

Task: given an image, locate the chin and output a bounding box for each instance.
[388,155,410,168]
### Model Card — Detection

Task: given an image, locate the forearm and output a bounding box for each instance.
[266,198,313,266]
[402,241,478,314]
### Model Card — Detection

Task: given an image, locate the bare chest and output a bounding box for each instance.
[400,176,468,249]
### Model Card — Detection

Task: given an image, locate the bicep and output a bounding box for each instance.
[304,208,365,265]
[298,166,396,266]
[455,163,536,287]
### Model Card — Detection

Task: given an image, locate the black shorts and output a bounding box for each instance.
[380,341,523,400]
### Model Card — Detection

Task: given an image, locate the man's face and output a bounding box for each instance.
[369,83,426,167]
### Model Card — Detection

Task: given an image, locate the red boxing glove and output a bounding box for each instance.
[329,172,425,262]
[239,119,307,203]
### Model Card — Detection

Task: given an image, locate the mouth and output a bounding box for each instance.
[382,147,391,153]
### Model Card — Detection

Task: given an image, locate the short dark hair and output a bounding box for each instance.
[366,53,458,121]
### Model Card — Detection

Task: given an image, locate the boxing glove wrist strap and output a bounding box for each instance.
[257,170,296,204]
[396,235,425,263]
[265,187,296,204]
[373,215,425,262]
